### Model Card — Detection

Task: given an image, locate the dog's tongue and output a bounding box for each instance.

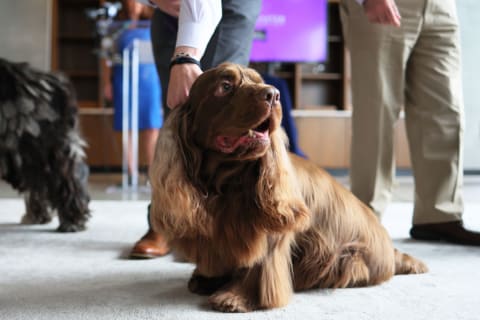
[215,130,269,153]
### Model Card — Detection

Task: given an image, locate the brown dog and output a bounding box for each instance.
[149,63,427,312]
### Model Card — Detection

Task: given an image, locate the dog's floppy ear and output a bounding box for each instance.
[255,129,311,233]
[149,101,211,239]
[173,99,205,191]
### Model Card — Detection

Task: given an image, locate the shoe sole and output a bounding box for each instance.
[410,229,443,241]
[128,253,162,259]
[410,229,480,246]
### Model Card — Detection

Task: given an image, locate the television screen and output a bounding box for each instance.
[250,0,328,63]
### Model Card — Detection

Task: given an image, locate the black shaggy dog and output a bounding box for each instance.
[0,58,90,232]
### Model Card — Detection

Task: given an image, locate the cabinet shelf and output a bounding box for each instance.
[301,73,343,80]
[79,105,112,113]
[274,71,295,79]
[78,100,100,109]
[250,1,349,111]
[54,0,100,106]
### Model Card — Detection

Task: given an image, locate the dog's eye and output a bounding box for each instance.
[222,82,232,92]
[215,81,233,96]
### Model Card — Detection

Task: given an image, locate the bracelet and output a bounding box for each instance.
[169,53,202,71]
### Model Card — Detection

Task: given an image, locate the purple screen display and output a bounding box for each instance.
[250,0,328,63]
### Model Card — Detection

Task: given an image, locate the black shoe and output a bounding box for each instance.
[410,221,480,246]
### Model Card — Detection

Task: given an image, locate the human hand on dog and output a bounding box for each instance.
[167,64,202,109]
[167,46,203,109]
[362,0,401,27]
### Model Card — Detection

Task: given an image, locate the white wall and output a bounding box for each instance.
[458,0,480,170]
[0,0,53,71]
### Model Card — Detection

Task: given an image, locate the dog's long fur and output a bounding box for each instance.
[0,58,90,232]
[150,63,427,312]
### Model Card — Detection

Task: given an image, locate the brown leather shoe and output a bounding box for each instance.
[129,229,170,259]
[410,221,480,246]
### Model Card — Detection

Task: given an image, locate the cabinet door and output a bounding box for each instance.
[55,0,100,107]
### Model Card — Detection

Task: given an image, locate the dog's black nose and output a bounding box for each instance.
[263,87,280,105]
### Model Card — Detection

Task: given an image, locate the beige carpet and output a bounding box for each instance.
[1,198,480,320]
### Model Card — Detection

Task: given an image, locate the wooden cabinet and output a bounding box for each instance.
[53,0,128,169]
[296,0,350,111]
[251,0,410,169]
[249,0,354,168]
[51,0,410,170]
[251,0,350,112]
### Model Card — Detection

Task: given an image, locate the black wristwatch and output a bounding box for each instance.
[169,52,202,70]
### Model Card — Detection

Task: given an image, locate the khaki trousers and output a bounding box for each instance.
[340,0,464,224]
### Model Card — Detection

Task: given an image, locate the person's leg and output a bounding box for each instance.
[201,0,261,68]
[112,131,137,176]
[150,9,177,119]
[340,0,419,218]
[406,0,480,245]
[129,9,176,258]
[141,128,160,167]
[130,204,170,259]
[405,0,463,225]
[405,0,463,224]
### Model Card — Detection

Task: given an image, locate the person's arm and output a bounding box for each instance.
[167,0,222,109]
[356,0,401,27]
[146,0,180,17]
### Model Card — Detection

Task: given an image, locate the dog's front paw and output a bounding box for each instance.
[57,222,86,232]
[188,274,231,296]
[21,212,52,225]
[208,290,253,313]
[395,251,429,275]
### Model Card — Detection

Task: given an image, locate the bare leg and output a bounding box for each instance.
[141,128,160,167]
